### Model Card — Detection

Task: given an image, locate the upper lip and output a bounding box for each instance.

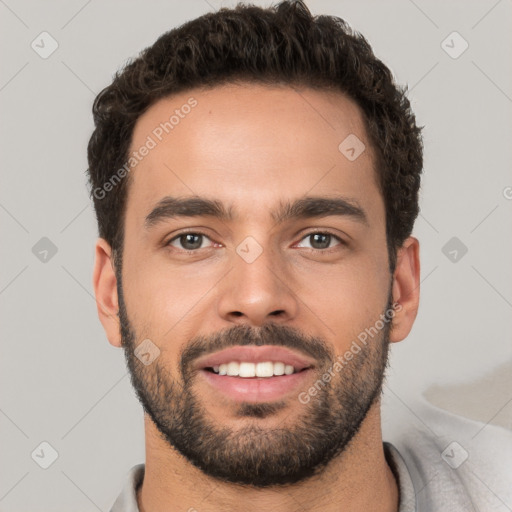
[195,345,316,371]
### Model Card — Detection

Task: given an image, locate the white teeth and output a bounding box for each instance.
[227,362,239,376]
[239,362,256,377]
[255,362,273,377]
[273,362,285,375]
[211,361,302,377]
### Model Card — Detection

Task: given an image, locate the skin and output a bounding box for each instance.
[93,83,420,512]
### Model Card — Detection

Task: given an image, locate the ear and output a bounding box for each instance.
[389,236,420,343]
[92,238,122,348]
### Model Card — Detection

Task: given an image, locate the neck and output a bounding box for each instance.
[136,400,399,512]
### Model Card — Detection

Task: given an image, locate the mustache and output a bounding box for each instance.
[180,322,334,376]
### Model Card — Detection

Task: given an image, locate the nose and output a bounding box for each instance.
[216,239,299,327]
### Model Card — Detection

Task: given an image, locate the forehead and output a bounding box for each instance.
[125,83,382,225]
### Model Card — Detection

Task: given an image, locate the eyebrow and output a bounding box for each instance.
[144,195,369,230]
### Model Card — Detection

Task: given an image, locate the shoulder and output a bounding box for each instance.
[384,397,512,511]
[110,463,145,512]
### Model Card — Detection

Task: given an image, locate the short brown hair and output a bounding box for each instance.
[86,0,423,274]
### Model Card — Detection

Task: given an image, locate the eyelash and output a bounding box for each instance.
[164,229,346,254]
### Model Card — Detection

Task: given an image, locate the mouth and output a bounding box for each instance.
[204,361,310,377]
[195,345,316,402]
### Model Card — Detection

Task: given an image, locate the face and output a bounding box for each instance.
[110,83,398,487]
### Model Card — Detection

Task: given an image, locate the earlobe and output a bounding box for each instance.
[389,236,420,343]
[92,238,122,347]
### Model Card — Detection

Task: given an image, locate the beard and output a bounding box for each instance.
[118,277,392,488]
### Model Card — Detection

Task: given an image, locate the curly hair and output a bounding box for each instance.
[86,0,423,274]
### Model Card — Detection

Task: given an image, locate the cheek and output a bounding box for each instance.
[295,257,389,349]
[123,246,222,332]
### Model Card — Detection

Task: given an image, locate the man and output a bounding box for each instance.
[88,1,512,511]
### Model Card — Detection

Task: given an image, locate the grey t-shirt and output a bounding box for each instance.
[110,401,512,511]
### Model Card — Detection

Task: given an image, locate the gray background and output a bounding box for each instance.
[1,0,511,510]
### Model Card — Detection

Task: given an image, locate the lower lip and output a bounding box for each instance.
[199,368,314,402]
